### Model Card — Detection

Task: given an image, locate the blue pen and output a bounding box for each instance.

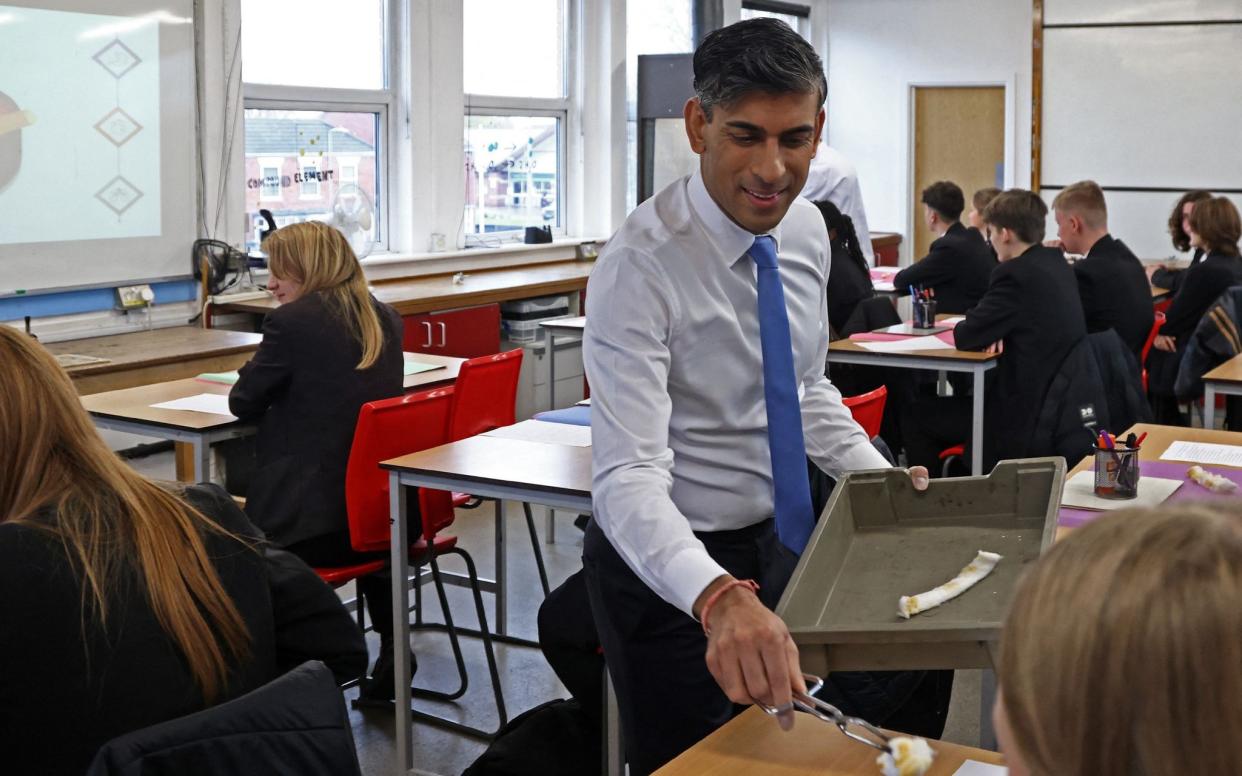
[909,285,917,298]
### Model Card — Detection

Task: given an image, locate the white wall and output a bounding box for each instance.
[824,0,1032,264]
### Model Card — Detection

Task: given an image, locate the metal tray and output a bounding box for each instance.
[776,458,1064,673]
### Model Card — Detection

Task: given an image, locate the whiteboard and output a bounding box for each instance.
[1041,189,1242,261]
[1045,0,1242,26]
[1041,23,1242,190]
[0,0,196,294]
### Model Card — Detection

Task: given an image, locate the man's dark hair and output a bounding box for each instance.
[693,18,827,120]
[921,181,965,222]
[982,189,1048,244]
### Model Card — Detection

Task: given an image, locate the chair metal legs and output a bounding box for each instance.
[522,502,551,596]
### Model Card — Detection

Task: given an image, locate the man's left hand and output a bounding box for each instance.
[907,466,930,490]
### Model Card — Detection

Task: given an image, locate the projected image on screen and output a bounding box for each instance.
[0,5,161,245]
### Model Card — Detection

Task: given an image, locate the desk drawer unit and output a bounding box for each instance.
[402,303,500,358]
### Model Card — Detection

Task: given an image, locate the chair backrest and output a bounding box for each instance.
[446,348,524,442]
[1141,310,1167,366]
[842,385,887,439]
[345,388,457,553]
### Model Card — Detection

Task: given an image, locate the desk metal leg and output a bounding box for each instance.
[971,368,985,475]
[979,669,998,750]
[390,473,413,773]
[193,439,211,484]
[603,671,624,776]
[546,511,556,544]
[495,499,508,637]
[1205,385,1217,429]
[548,333,557,411]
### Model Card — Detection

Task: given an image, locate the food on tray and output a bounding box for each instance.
[898,550,1002,619]
[1188,465,1236,494]
[877,736,935,776]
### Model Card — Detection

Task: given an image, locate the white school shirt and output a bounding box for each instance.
[584,170,890,617]
[799,143,875,265]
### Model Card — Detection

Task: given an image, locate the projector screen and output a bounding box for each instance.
[0,0,195,295]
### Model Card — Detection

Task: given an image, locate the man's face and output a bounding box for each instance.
[923,204,937,232]
[986,224,1020,262]
[685,90,824,234]
[967,205,984,230]
[1054,209,1085,254]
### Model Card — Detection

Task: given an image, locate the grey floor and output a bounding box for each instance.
[130,450,984,776]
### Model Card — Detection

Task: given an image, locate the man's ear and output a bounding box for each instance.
[684,97,708,154]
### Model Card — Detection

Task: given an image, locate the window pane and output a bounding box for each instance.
[463,0,564,98]
[241,0,385,89]
[627,0,693,212]
[464,115,560,234]
[244,110,382,252]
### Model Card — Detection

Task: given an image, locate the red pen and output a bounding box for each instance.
[1135,432,1148,448]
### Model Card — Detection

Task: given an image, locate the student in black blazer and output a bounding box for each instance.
[1149,190,1213,294]
[1050,180,1154,360]
[902,190,1086,472]
[894,181,996,314]
[1146,196,1242,424]
[229,221,406,699]
[813,199,874,333]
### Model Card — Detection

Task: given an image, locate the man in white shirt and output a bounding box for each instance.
[800,142,875,264]
[583,19,929,774]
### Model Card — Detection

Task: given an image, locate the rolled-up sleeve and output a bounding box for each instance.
[584,250,727,617]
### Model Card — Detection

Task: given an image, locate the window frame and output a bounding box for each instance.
[740,0,812,39]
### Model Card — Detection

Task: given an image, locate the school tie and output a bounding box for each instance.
[749,235,816,554]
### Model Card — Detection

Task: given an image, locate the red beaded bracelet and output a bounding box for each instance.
[700,578,760,636]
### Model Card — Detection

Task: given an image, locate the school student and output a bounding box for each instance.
[893,181,996,314]
[901,189,1085,472]
[1146,196,1242,424]
[228,221,407,700]
[1051,180,1154,359]
[813,199,875,333]
[967,187,1001,237]
[996,504,1242,776]
[0,327,366,776]
[1149,190,1212,294]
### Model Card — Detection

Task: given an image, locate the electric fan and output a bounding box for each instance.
[326,183,377,259]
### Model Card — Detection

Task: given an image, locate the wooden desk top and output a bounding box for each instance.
[655,707,1004,775]
[382,434,591,497]
[213,260,595,316]
[828,338,998,363]
[1203,353,1242,385]
[47,327,261,378]
[871,232,902,248]
[81,378,240,432]
[1152,284,1171,300]
[540,315,586,331]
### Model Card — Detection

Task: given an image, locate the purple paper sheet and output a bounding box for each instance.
[1059,460,1242,528]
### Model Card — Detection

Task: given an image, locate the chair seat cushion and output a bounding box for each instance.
[314,560,387,586]
[533,406,591,426]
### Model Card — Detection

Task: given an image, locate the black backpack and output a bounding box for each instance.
[462,698,600,776]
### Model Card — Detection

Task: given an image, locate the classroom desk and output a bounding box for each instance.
[1201,354,1242,429]
[540,315,586,410]
[381,435,593,774]
[1152,284,1172,302]
[655,706,1005,776]
[211,260,595,317]
[826,339,999,475]
[48,326,262,395]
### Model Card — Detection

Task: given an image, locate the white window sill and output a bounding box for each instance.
[356,236,604,281]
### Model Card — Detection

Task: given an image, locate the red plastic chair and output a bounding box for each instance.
[842,386,887,439]
[937,444,967,478]
[335,388,508,736]
[1140,311,1167,392]
[446,349,551,597]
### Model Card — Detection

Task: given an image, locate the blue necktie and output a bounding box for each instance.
[750,235,816,554]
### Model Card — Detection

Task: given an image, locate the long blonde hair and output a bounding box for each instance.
[999,503,1242,776]
[263,221,385,369]
[0,327,250,702]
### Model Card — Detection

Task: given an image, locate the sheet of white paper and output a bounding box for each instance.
[952,761,1008,776]
[150,393,235,417]
[1061,470,1182,510]
[1161,440,1242,467]
[483,419,592,447]
[857,337,954,353]
[575,397,592,406]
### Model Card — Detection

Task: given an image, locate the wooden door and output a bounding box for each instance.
[912,86,1006,259]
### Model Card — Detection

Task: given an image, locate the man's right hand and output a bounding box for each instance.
[695,575,806,730]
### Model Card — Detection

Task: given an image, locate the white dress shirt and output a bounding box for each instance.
[799,143,875,265]
[584,170,891,617]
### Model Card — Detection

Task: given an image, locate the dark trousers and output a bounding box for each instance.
[538,569,605,724]
[901,395,973,474]
[285,531,396,640]
[582,518,797,776]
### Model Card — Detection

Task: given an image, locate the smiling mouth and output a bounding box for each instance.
[743,187,783,205]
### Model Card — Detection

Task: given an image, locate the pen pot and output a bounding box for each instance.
[1093,445,1140,499]
[912,299,937,329]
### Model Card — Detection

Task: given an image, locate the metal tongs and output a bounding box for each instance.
[758,674,894,755]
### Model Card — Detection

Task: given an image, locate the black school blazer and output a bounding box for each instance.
[893,222,996,314]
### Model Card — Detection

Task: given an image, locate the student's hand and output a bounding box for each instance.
[1153,334,1177,353]
[985,340,1004,355]
[697,576,805,731]
[1145,263,1165,280]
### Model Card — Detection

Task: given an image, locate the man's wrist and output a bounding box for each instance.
[692,575,735,620]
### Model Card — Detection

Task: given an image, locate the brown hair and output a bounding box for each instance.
[1051,180,1107,230]
[1000,503,1242,776]
[1168,190,1212,252]
[972,187,1001,212]
[921,181,965,222]
[0,327,250,702]
[1188,196,1242,257]
[981,189,1047,244]
[263,221,385,369]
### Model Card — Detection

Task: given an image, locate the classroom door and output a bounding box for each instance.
[912,86,1005,260]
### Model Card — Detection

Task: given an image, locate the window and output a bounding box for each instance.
[740,1,811,41]
[463,0,568,241]
[241,0,390,252]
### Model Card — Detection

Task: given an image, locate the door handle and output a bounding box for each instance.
[437,321,447,348]
[422,321,433,348]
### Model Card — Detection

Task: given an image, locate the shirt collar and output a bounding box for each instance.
[687,168,784,267]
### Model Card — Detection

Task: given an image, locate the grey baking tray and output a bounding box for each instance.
[776,458,1064,673]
